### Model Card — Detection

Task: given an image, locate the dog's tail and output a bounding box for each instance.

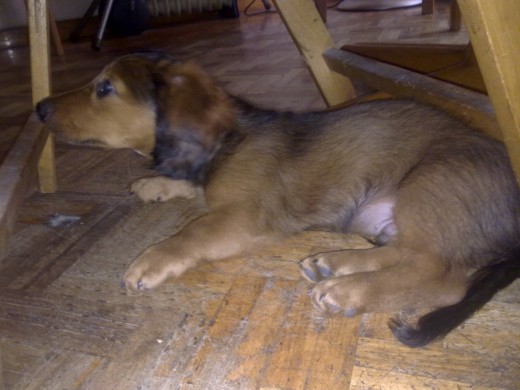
[388,248,520,347]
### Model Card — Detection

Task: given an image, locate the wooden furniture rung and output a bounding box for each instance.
[324,48,500,139]
[0,115,50,258]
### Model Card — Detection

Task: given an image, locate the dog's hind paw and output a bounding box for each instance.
[310,278,359,317]
[129,176,199,203]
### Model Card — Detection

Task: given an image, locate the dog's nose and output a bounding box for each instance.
[36,99,53,123]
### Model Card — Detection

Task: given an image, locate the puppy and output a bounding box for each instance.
[37,53,520,347]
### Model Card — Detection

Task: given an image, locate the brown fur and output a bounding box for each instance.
[37,54,520,346]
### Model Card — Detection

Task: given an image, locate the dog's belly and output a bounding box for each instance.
[349,197,397,243]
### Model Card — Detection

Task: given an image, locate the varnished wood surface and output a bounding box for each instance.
[0,0,57,264]
[323,48,499,137]
[1,1,519,388]
[457,0,520,180]
[0,114,49,259]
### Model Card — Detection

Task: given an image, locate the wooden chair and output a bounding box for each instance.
[0,0,56,257]
[422,0,462,31]
[340,0,483,94]
[273,0,520,179]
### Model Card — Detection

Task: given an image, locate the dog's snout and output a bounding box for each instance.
[36,99,53,123]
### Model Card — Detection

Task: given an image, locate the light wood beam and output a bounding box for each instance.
[1,0,57,257]
[28,0,57,193]
[273,0,356,107]
[457,0,520,179]
[0,115,51,257]
[21,0,64,56]
[340,43,485,92]
[324,48,499,139]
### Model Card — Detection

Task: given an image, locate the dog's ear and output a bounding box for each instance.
[152,61,236,183]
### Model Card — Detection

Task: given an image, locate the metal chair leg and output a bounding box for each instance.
[69,0,103,42]
[92,0,116,51]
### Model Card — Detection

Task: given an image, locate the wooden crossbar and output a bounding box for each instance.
[324,48,500,139]
[0,115,50,257]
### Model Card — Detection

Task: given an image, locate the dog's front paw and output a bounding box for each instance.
[123,245,190,291]
[129,176,199,203]
[300,254,335,282]
[310,277,361,318]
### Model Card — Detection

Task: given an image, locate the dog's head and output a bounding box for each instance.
[37,53,236,177]
[151,59,235,183]
[37,53,167,156]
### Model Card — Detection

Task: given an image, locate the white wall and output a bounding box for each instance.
[0,0,92,29]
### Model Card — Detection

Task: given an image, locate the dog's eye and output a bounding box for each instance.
[95,79,114,98]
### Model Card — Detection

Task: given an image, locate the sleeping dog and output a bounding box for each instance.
[36,53,520,347]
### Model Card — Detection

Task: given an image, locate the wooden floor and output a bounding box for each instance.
[1,1,519,388]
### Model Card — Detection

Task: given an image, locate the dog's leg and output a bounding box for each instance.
[300,246,402,282]
[309,247,466,316]
[130,176,201,202]
[123,206,272,290]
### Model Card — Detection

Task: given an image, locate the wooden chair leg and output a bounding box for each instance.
[449,0,462,31]
[48,8,64,56]
[28,0,57,193]
[423,0,461,31]
[314,0,327,23]
[22,0,64,56]
[1,0,57,257]
[273,0,356,107]
[422,0,434,14]
[458,0,520,179]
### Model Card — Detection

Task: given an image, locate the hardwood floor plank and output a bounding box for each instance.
[261,289,359,389]
[353,334,519,389]
[172,274,266,388]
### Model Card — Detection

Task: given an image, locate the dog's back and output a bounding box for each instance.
[213,100,519,247]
